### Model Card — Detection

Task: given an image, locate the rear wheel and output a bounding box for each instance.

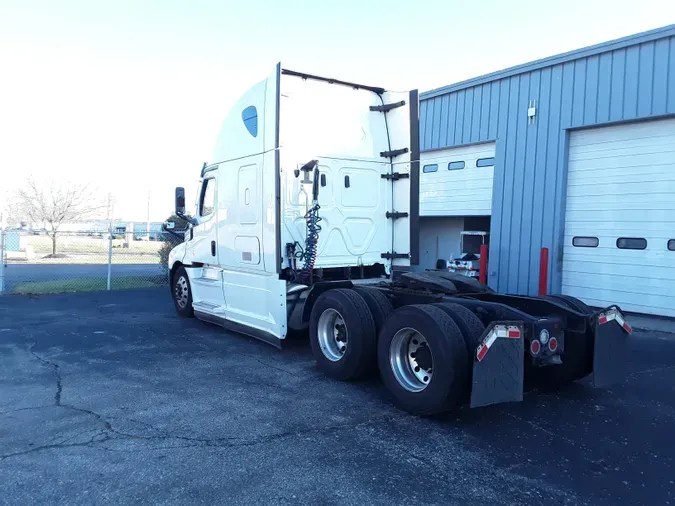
[378,305,468,415]
[353,287,394,337]
[309,289,376,380]
[172,266,194,318]
[546,294,592,315]
[432,303,485,354]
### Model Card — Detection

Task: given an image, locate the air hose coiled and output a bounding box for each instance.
[298,203,321,283]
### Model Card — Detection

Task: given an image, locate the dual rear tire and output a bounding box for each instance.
[309,288,485,415]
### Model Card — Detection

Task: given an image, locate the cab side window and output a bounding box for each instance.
[200,178,215,217]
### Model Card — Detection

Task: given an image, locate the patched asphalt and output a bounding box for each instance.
[1,288,674,505]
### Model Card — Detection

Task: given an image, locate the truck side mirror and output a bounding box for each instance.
[175,187,186,215]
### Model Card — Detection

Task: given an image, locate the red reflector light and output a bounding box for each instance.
[507,329,520,338]
[530,340,541,355]
[598,315,608,324]
[476,344,489,362]
[548,337,558,351]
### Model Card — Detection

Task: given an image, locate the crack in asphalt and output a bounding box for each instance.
[0,405,54,416]
[1,405,404,460]
[0,433,110,460]
[28,343,62,406]
[251,357,297,377]
[2,344,405,461]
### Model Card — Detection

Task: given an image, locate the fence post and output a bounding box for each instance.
[538,247,549,296]
[0,228,5,294]
[478,243,488,285]
[107,229,113,290]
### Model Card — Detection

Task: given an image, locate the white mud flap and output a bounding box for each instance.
[593,307,631,388]
[470,322,525,408]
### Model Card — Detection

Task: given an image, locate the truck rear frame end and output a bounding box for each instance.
[297,272,631,415]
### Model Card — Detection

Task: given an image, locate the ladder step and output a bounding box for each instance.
[380,148,409,159]
[369,100,406,113]
[381,252,410,260]
[386,211,409,220]
[380,172,410,181]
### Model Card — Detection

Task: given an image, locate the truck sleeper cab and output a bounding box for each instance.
[167,64,630,415]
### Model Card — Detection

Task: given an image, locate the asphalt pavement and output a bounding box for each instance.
[2,263,165,291]
[1,288,674,505]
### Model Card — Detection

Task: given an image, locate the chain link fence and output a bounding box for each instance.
[0,229,184,295]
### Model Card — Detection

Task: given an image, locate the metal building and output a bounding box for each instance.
[418,24,675,317]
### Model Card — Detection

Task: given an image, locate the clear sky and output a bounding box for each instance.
[1,0,673,222]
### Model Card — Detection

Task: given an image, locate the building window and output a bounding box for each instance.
[668,239,675,251]
[573,236,599,248]
[423,164,438,173]
[616,237,647,250]
[476,157,495,167]
[448,161,465,170]
[242,105,258,137]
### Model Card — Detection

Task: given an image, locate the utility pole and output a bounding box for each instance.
[146,190,151,236]
[106,193,115,232]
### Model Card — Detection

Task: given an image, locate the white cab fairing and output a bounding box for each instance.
[170,64,418,343]
[279,76,414,271]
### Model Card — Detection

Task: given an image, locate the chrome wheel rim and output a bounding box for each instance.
[317,308,347,362]
[174,275,189,308]
[389,328,433,392]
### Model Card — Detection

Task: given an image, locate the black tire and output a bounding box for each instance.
[309,289,376,381]
[546,294,592,315]
[172,266,194,318]
[432,303,485,354]
[378,305,468,415]
[353,287,394,337]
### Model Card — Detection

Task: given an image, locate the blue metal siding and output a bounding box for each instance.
[420,31,675,295]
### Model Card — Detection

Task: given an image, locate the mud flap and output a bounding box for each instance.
[593,307,631,388]
[470,322,525,408]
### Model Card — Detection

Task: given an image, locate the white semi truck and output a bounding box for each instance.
[167,64,630,415]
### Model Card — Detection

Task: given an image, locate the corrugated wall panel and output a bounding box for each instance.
[652,38,670,115]
[624,45,640,118]
[445,94,458,147]
[419,31,675,295]
[529,66,553,294]
[670,37,675,113]
[584,56,599,125]
[479,83,491,140]
[609,49,626,121]
[637,42,655,117]
[542,64,564,292]
[596,52,612,122]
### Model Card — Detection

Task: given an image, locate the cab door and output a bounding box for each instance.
[186,175,227,312]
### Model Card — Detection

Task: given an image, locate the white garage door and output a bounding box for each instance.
[419,142,495,216]
[562,118,675,317]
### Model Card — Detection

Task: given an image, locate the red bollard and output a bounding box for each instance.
[538,247,549,296]
[479,244,488,285]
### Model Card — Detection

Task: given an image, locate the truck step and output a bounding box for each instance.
[380,172,410,181]
[381,252,409,260]
[380,148,409,159]
[369,100,406,113]
[386,211,409,220]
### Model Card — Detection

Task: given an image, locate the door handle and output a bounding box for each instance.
[211,240,216,257]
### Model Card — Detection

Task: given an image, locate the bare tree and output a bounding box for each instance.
[15,178,103,256]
